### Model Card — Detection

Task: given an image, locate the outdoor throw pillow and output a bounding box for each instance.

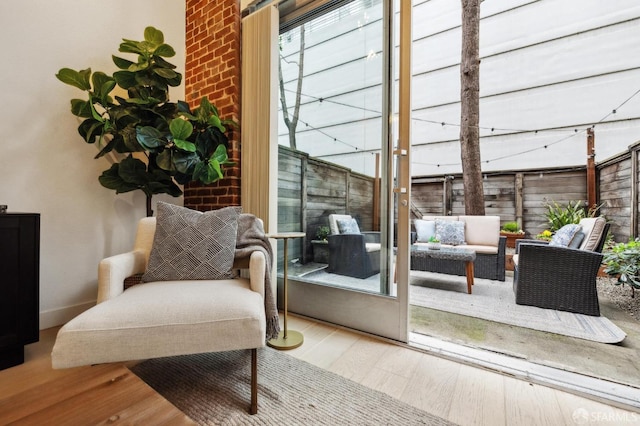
[414,219,436,242]
[549,223,581,247]
[435,220,466,245]
[142,202,241,282]
[337,217,360,234]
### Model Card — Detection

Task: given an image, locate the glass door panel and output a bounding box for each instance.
[275,0,411,341]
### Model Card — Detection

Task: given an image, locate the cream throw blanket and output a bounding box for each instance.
[235,213,280,341]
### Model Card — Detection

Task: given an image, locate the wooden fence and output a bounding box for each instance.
[277,141,640,265]
[278,146,376,264]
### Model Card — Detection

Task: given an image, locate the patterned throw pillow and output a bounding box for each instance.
[414,219,436,242]
[337,218,360,234]
[549,224,582,247]
[142,202,241,282]
[435,220,466,245]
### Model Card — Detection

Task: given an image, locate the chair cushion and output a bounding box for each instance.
[578,217,606,251]
[51,279,266,368]
[568,231,586,249]
[337,217,360,234]
[414,219,436,242]
[328,214,352,235]
[549,224,582,247]
[460,215,500,246]
[435,220,466,245]
[142,203,241,282]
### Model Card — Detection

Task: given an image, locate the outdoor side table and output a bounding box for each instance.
[266,232,306,350]
[411,246,477,294]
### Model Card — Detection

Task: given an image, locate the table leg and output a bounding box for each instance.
[465,261,474,294]
[268,237,304,350]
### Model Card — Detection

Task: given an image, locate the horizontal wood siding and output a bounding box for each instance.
[278,146,376,264]
[598,155,632,242]
[522,171,586,238]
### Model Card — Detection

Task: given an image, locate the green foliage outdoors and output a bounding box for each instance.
[542,200,602,232]
[501,221,521,233]
[56,26,236,214]
[316,226,330,241]
[604,239,640,296]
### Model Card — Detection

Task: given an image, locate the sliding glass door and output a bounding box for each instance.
[274,0,411,341]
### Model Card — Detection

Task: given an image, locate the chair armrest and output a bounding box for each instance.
[515,239,549,253]
[518,244,603,272]
[97,250,147,303]
[361,231,381,244]
[248,250,266,299]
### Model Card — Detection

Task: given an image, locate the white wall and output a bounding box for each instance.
[0,0,185,328]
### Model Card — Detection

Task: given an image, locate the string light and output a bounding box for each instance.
[279,86,640,166]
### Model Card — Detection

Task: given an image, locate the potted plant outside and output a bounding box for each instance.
[311,226,331,263]
[427,236,441,250]
[56,26,236,216]
[500,221,525,248]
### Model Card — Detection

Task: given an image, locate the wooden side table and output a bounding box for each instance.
[266,232,306,350]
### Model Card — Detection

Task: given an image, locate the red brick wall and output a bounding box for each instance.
[184,0,242,211]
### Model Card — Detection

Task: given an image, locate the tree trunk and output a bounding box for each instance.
[460,0,485,215]
[278,25,305,150]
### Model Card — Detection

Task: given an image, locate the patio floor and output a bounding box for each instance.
[286,264,640,390]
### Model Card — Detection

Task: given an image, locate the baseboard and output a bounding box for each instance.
[40,301,95,330]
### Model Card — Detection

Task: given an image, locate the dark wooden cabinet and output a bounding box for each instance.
[0,213,40,370]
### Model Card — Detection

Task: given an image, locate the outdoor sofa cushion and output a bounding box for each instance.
[549,224,582,247]
[414,219,436,242]
[435,220,466,245]
[578,217,607,251]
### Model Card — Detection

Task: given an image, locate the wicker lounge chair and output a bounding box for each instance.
[512,218,609,316]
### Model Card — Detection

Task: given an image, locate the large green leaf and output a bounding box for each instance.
[155,56,178,70]
[70,99,92,118]
[56,68,91,91]
[78,118,103,143]
[153,68,177,79]
[91,72,112,95]
[155,150,175,172]
[169,118,193,140]
[136,126,166,150]
[193,159,223,184]
[154,44,175,58]
[173,151,199,174]
[99,164,140,193]
[144,26,164,45]
[112,55,133,70]
[118,156,148,185]
[173,139,196,152]
[119,40,144,55]
[113,70,137,89]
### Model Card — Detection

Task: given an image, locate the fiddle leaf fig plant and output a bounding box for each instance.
[56,26,236,216]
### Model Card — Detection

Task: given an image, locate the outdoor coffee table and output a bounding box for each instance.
[411,245,477,294]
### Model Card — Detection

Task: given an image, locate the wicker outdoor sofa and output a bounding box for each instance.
[412,215,506,281]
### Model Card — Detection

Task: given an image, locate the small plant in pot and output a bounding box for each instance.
[427,236,441,250]
[500,221,525,248]
[316,226,330,242]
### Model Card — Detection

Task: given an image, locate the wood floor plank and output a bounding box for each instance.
[360,367,410,400]
[503,375,566,426]
[448,363,507,426]
[328,336,395,383]
[554,389,640,426]
[8,366,194,425]
[398,352,461,419]
[297,328,359,369]
[375,343,425,379]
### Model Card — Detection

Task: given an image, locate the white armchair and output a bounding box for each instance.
[52,212,272,414]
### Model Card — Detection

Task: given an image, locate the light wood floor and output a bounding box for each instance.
[1,316,638,426]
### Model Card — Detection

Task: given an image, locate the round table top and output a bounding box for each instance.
[266,232,306,239]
